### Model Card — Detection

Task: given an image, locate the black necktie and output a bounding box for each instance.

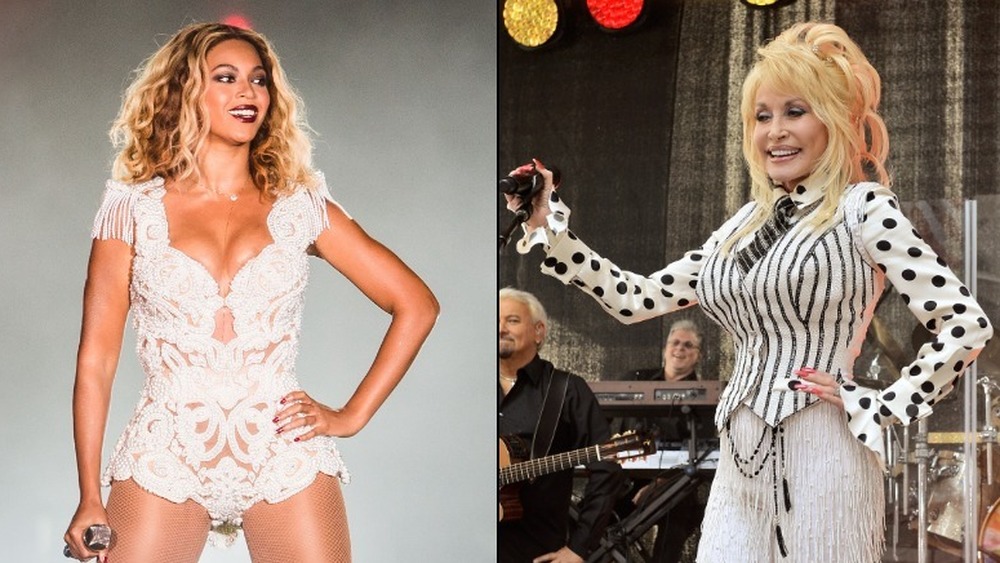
[735,195,796,275]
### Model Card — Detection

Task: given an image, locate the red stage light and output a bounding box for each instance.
[222,13,253,30]
[586,0,644,31]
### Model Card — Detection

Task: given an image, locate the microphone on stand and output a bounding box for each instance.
[64,524,113,559]
[498,165,561,251]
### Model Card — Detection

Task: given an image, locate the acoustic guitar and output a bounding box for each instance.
[499,431,653,521]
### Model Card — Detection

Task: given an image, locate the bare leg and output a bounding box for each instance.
[104,479,210,563]
[243,473,351,563]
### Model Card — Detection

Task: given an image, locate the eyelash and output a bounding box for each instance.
[756,107,807,122]
[213,74,268,86]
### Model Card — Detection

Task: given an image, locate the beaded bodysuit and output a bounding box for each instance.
[92,176,350,545]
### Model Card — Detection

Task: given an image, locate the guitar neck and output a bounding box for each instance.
[499,444,603,487]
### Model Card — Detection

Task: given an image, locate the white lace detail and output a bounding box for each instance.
[95,176,350,547]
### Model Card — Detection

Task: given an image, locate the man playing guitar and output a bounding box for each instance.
[499,288,625,563]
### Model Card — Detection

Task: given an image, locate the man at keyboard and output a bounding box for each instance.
[618,320,714,563]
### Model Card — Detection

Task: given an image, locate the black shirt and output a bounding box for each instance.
[498,355,624,562]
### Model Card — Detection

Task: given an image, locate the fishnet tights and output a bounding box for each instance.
[104,474,350,563]
[243,473,352,563]
[105,479,211,563]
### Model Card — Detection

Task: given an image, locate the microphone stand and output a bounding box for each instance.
[499,208,529,252]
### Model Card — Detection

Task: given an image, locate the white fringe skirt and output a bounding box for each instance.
[696,403,884,563]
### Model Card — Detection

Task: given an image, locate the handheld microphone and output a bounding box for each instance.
[498,166,562,203]
[64,524,113,559]
[498,164,562,251]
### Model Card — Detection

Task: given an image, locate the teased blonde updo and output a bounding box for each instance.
[726,22,890,250]
[110,22,315,195]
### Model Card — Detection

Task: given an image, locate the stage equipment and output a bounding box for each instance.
[502,0,564,49]
[585,0,644,32]
[589,380,721,414]
[739,0,797,8]
[588,379,720,561]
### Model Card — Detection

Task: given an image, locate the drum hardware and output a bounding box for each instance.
[926,449,966,550]
[885,423,909,560]
[891,375,1000,562]
[928,431,996,444]
[915,418,931,563]
[980,376,1000,486]
[980,496,1000,561]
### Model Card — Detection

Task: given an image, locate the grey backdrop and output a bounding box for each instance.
[0,2,495,561]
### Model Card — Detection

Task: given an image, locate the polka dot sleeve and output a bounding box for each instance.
[842,186,993,463]
[515,189,756,325]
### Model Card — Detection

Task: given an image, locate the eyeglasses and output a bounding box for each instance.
[666,339,699,351]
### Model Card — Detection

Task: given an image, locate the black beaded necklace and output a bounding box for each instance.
[724,418,792,557]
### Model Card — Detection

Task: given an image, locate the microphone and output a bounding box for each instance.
[498,164,562,252]
[64,524,113,559]
[498,166,561,203]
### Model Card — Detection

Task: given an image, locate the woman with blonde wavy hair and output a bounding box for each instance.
[506,22,990,562]
[63,22,438,562]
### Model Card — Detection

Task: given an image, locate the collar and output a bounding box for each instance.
[775,178,824,211]
[516,355,550,386]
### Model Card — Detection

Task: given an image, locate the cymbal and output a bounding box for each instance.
[928,431,1000,444]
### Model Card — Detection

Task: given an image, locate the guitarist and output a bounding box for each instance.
[499,288,624,563]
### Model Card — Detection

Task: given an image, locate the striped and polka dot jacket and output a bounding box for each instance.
[517,181,992,468]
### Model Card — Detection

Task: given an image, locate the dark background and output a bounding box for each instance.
[498,0,1000,393]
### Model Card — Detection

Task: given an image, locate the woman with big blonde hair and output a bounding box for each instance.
[64,22,438,562]
[507,22,990,562]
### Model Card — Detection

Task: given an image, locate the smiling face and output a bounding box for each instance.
[202,39,270,147]
[499,297,544,369]
[752,84,829,192]
[662,328,701,381]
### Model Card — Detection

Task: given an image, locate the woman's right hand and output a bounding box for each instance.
[64,501,110,562]
[505,158,558,230]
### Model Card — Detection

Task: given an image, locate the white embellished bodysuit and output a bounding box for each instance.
[92,176,349,545]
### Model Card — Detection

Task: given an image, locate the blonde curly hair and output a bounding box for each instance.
[110,22,315,195]
[724,22,890,252]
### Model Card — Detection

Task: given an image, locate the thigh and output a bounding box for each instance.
[105,479,210,563]
[243,473,351,563]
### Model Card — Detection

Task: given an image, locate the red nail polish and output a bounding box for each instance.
[276,427,283,434]
[294,437,300,442]
[280,397,286,404]
[272,417,279,424]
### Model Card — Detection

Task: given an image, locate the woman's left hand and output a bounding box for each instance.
[274,390,365,440]
[795,367,844,409]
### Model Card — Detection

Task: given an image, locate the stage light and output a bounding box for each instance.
[502,0,563,49]
[586,0,644,31]
[739,0,796,7]
[222,13,253,30]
